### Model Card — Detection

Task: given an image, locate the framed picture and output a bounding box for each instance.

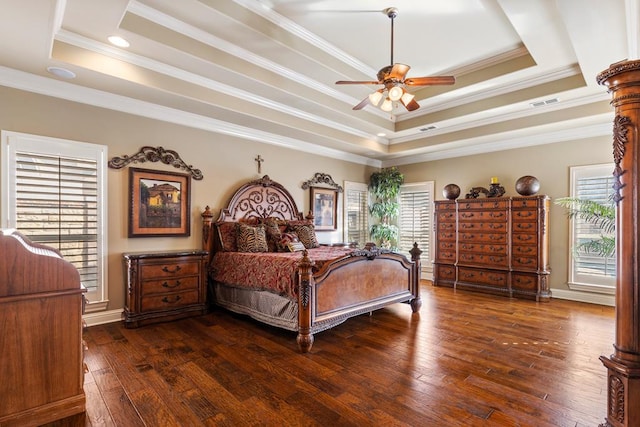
[128,167,191,237]
[310,187,338,231]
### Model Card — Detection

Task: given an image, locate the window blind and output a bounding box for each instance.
[345,185,369,246]
[399,183,433,272]
[574,174,615,278]
[15,152,99,293]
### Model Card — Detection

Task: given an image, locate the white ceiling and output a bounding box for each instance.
[0,0,635,167]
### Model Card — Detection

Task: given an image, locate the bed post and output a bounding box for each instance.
[201,206,214,262]
[297,250,314,353]
[409,242,422,313]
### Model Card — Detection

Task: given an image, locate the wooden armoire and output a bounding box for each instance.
[0,229,86,426]
[433,195,551,301]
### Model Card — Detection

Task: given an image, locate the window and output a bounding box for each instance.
[343,181,369,246]
[1,131,108,311]
[567,164,616,294]
[398,182,434,278]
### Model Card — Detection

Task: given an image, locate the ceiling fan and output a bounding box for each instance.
[336,7,455,112]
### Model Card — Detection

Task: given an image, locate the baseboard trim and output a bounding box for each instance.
[83,309,123,327]
[551,288,615,306]
[81,288,614,327]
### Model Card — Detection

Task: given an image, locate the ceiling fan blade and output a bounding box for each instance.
[388,63,410,80]
[353,96,371,110]
[401,97,420,111]
[336,80,381,85]
[405,76,456,86]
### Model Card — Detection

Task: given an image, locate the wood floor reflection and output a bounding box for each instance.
[81,283,614,426]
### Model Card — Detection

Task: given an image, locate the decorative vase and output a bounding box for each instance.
[515,175,540,196]
[443,183,461,200]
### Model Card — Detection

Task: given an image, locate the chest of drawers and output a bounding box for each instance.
[433,195,550,301]
[123,250,208,328]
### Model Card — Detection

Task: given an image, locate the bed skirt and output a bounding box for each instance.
[212,282,347,334]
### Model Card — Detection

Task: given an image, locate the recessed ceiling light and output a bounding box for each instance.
[46,66,76,79]
[377,133,386,137]
[108,35,130,48]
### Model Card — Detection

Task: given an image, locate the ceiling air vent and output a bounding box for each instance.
[420,126,437,132]
[530,98,559,108]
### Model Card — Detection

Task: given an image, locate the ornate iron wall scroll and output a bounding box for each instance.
[301,172,343,192]
[108,146,203,180]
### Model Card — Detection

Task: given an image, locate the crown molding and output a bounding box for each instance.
[0,66,381,167]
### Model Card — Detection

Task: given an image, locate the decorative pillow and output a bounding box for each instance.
[262,218,283,252]
[277,232,299,252]
[216,222,238,252]
[287,241,306,252]
[236,223,268,253]
[290,224,320,249]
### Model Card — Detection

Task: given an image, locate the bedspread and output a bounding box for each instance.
[211,246,353,299]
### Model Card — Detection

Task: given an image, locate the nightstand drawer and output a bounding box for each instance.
[140,261,200,278]
[140,289,200,312]
[141,276,199,295]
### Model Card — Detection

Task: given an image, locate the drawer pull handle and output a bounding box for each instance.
[162,280,182,289]
[162,295,182,304]
[162,265,182,274]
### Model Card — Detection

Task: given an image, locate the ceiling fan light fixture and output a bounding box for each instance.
[388,85,404,101]
[369,91,383,106]
[380,98,393,112]
[401,92,415,104]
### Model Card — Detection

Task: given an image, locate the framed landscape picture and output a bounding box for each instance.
[128,167,191,237]
[310,187,338,231]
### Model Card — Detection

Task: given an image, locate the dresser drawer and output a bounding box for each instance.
[512,209,537,221]
[437,230,456,241]
[458,199,508,210]
[459,222,507,232]
[140,289,200,312]
[436,250,456,262]
[513,233,537,245]
[459,243,507,255]
[435,202,456,211]
[511,199,541,208]
[458,252,508,267]
[459,210,507,221]
[141,276,199,295]
[437,211,457,222]
[512,255,538,269]
[140,260,200,278]
[438,241,456,251]
[512,222,537,233]
[458,267,508,287]
[459,232,507,244]
[512,273,539,292]
[512,245,537,256]
[438,222,456,232]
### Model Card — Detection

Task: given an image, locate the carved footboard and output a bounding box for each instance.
[296,243,422,352]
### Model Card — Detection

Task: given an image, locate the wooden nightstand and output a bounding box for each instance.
[123,250,208,328]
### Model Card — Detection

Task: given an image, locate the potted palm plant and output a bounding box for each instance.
[555,197,615,257]
[369,167,404,248]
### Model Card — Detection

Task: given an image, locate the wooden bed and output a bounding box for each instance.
[201,175,422,352]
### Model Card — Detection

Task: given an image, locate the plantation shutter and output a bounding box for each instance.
[398,182,433,275]
[344,181,369,246]
[573,173,616,279]
[14,152,99,293]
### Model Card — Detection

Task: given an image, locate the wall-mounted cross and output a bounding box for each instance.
[255,155,264,174]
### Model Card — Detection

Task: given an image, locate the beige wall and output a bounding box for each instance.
[0,86,375,312]
[398,136,614,294]
[0,85,615,309]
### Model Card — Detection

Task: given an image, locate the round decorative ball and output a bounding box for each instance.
[443,183,461,200]
[515,175,540,196]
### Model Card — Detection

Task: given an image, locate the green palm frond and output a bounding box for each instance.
[555,197,615,234]
[555,196,616,258]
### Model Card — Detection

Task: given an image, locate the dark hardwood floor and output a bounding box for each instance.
[80,283,614,426]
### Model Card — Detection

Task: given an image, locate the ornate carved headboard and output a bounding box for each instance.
[201,175,305,256]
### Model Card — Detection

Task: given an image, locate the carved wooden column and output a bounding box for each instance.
[597,60,640,427]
